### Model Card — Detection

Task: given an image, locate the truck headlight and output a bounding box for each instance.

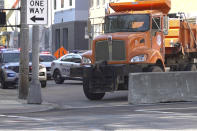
[82,57,91,64]
[131,55,147,62]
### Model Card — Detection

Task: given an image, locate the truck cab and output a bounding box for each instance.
[72,0,171,100]
[93,11,166,70]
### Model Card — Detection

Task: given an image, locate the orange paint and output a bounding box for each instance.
[110,0,171,14]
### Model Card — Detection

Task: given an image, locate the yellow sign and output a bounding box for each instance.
[54,46,68,59]
[0,36,6,46]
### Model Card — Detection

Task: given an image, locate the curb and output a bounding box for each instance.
[0,100,56,114]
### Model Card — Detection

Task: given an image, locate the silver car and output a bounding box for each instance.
[51,53,82,84]
[0,49,47,89]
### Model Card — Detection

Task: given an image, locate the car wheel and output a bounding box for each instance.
[0,76,8,89]
[40,81,47,88]
[53,70,64,84]
[83,78,105,100]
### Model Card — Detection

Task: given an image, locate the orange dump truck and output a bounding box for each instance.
[71,0,197,100]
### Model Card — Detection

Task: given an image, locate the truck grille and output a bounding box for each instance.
[95,40,126,62]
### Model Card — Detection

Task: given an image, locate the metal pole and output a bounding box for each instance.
[27,25,42,104]
[18,0,29,99]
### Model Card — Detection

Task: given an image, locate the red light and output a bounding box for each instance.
[41,51,51,54]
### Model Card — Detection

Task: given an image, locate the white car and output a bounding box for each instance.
[51,53,82,84]
[40,53,56,79]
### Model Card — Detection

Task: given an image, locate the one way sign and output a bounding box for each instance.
[27,0,48,25]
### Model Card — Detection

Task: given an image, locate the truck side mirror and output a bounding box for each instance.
[163,15,169,35]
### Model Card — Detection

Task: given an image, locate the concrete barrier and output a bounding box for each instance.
[128,72,197,104]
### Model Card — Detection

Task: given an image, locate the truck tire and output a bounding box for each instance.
[83,78,105,100]
[53,70,64,84]
[148,66,163,72]
[184,64,197,71]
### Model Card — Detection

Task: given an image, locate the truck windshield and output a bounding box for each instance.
[104,14,150,33]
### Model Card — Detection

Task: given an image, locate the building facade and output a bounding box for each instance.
[0,0,3,9]
[89,0,197,39]
[170,0,197,20]
[52,0,89,53]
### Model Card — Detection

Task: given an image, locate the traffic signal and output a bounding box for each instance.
[0,12,6,25]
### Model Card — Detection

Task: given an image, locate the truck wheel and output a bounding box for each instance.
[83,78,105,100]
[185,64,197,71]
[148,66,163,72]
[40,81,47,88]
[53,70,64,84]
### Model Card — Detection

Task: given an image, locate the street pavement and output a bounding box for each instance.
[0,80,128,114]
[2,80,197,130]
[0,86,55,114]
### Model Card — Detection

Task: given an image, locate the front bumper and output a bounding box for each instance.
[4,69,47,84]
[70,63,143,93]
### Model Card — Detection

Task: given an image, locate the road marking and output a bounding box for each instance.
[0,114,45,121]
[136,106,197,114]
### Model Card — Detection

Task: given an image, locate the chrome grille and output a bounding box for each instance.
[95,40,126,62]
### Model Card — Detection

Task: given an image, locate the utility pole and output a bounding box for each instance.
[18,0,29,99]
[27,25,42,104]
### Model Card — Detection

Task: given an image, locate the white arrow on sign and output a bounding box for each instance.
[27,0,48,25]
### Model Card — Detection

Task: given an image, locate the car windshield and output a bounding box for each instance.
[3,53,20,63]
[104,14,150,33]
[40,55,56,62]
[2,52,32,63]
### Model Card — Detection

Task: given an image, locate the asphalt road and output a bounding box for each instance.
[43,80,129,109]
[1,80,197,130]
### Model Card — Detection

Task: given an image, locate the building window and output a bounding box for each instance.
[55,29,61,51]
[63,28,69,50]
[54,0,57,10]
[90,0,94,8]
[97,0,99,6]
[61,0,64,8]
[69,0,72,6]
[94,24,103,38]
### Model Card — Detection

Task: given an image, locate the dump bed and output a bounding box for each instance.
[165,19,197,55]
[109,0,171,14]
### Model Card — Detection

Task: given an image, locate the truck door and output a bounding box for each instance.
[151,16,165,59]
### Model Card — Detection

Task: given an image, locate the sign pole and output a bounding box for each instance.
[18,0,29,99]
[27,25,42,104]
[25,0,48,104]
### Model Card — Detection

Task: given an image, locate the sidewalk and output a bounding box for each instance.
[0,89,55,114]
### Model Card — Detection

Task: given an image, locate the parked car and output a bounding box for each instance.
[51,53,82,84]
[40,52,56,79]
[0,49,47,89]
